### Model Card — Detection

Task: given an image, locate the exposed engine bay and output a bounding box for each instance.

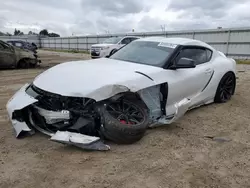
[25,84,101,137]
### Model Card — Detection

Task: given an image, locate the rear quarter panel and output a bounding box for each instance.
[204,50,236,99]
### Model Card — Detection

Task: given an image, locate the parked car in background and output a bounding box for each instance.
[0,40,41,69]
[6,40,38,54]
[90,36,140,58]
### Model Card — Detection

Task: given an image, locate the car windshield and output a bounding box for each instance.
[102,37,122,44]
[109,41,176,67]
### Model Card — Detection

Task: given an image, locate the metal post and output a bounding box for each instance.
[68,38,70,50]
[61,38,62,50]
[77,37,79,51]
[54,38,56,50]
[38,35,42,48]
[192,32,195,39]
[226,30,231,56]
[86,37,88,51]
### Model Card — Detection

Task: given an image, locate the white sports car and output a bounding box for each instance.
[6,37,237,151]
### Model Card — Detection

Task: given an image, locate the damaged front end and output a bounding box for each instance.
[7,81,191,151]
[6,83,110,151]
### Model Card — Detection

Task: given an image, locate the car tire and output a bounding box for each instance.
[214,72,236,103]
[99,99,149,144]
[17,59,30,69]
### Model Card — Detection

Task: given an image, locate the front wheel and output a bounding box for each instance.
[99,99,149,144]
[214,72,236,103]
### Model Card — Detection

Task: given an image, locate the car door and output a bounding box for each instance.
[165,46,214,115]
[0,41,16,68]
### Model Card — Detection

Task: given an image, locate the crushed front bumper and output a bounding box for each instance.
[6,84,110,151]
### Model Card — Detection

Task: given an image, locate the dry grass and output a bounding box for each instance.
[236,59,250,64]
[41,48,89,54]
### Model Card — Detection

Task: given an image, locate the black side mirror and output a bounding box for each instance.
[171,58,196,69]
[106,49,118,58]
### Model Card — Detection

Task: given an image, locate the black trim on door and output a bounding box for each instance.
[163,45,214,69]
[160,83,168,116]
[201,70,215,92]
[162,45,183,69]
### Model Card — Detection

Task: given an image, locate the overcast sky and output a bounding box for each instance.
[1,0,249,36]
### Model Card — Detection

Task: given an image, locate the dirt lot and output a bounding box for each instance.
[0,50,250,188]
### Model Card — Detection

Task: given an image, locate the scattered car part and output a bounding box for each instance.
[0,40,41,69]
[6,37,236,151]
[50,131,110,151]
[204,136,232,143]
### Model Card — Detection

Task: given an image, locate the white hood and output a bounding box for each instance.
[33,58,166,101]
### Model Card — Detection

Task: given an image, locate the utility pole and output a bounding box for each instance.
[160,25,166,32]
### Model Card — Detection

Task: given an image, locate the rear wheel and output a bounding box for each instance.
[99,99,149,144]
[214,72,236,103]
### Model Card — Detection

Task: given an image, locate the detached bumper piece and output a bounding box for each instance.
[51,131,110,151]
[6,84,38,137]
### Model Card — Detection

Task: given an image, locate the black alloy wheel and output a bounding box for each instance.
[106,100,145,125]
[99,98,149,144]
[215,72,236,103]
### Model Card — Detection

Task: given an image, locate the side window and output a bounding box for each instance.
[206,49,212,60]
[129,37,138,42]
[121,38,131,45]
[176,48,211,65]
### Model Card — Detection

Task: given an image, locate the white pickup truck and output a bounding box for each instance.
[90,36,140,59]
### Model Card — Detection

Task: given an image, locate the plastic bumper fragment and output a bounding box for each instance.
[50,131,110,151]
[6,83,37,137]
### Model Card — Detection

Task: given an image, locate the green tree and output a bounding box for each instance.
[39,29,49,36]
[48,32,60,37]
[39,29,60,37]
[14,28,24,36]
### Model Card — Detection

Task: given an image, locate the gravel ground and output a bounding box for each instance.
[0,50,250,188]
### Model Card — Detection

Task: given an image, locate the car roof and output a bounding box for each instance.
[138,37,214,50]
